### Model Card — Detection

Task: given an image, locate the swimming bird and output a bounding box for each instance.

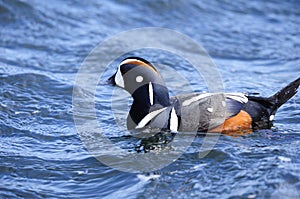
[107,57,300,135]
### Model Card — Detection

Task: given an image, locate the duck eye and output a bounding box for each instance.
[135,75,143,83]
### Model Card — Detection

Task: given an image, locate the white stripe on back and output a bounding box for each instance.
[226,93,248,104]
[182,93,212,106]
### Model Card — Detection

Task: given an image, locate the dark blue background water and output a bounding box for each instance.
[1,0,300,198]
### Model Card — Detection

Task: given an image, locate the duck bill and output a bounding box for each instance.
[107,74,116,86]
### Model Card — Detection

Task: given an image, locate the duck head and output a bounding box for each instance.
[108,57,171,129]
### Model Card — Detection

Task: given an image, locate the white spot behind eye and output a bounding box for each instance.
[136,75,143,83]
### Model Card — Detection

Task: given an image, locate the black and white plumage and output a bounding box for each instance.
[107,57,300,134]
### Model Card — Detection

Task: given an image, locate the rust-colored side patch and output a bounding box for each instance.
[209,110,253,136]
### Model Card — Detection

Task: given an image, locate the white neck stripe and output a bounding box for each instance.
[149,82,154,105]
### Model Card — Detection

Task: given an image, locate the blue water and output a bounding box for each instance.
[1,0,300,198]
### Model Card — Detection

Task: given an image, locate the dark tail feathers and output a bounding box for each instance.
[268,77,300,115]
[244,77,299,129]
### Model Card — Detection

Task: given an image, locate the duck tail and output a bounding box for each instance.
[268,77,300,115]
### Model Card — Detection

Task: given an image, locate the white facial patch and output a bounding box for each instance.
[115,66,125,88]
[269,115,275,121]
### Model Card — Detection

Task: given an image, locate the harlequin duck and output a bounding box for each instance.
[107,57,300,134]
